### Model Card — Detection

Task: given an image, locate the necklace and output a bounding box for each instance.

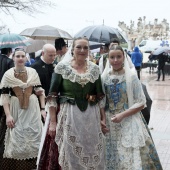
[112,67,124,75]
[14,68,26,73]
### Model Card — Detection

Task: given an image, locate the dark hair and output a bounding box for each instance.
[13,48,26,56]
[1,48,12,55]
[55,38,67,51]
[109,45,124,56]
[111,38,120,45]
[71,37,89,56]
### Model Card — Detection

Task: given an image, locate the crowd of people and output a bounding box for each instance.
[0,37,163,170]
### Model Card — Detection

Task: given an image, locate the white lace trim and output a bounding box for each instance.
[54,61,100,86]
[34,87,45,97]
[0,94,10,105]
[1,67,41,89]
[55,103,105,169]
[46,97,58,108]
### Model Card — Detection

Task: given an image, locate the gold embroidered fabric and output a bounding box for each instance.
[12,86,33,109]
[12,72,33,109]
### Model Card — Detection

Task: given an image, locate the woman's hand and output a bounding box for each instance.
[41,110,46,122]
[6,115,15,128]
[101,120,109,134]
[111,113,124,123]
[49,121,57,138]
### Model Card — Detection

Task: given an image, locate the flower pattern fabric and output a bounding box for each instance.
[104,74,162,170]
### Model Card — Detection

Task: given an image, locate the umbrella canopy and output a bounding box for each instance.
[20,25,73,40]
[24,38,46,53]
[89,41,104,50]
[152,46,170,55]
[0,33,30,49]
[74,25,127,44]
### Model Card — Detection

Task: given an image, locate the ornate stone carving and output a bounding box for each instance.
[118,16,170,50]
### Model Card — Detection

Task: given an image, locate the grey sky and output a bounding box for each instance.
[1,0,169,36]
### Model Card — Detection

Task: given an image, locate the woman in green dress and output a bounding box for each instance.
[38,37,106,170]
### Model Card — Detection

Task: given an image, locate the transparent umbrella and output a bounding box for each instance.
[24,38,46,53]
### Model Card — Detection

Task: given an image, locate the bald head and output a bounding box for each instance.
[42,44,56,64]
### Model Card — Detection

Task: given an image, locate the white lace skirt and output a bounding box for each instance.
[55,103,106,170]
[3,94,43,160]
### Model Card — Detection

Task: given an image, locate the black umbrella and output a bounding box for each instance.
[89,41,104,50]
[141,84,152,125]
[74,25,127,44]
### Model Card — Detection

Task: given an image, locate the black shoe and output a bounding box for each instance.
[156,79,159,81]
[162,79,165,81]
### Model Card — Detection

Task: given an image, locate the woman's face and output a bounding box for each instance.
[109,49,124,70]
[73,39,89,60]
[13,51,26,66]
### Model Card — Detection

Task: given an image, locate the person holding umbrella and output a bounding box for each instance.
[0,48,45,169]
[156,52,168,81]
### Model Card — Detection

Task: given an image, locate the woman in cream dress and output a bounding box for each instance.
[0,48,45,170]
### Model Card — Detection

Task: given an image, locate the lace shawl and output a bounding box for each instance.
[1,67,41,88]
[54,60,100,85]
[0,67,42,105]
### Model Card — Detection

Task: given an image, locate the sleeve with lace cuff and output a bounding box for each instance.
[46,93,58,108]
[34,86,45,96]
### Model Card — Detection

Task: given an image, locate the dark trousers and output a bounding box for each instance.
[157,65,165,80]
[135,66,141,80]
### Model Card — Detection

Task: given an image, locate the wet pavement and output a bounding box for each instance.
[141,68,170,170]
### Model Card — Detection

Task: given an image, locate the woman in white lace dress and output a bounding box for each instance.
[0,48,45,170]
[39,37,106,170]
[101,45,162,169]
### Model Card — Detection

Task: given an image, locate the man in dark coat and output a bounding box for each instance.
[31,44,57,96]
[156,52,168,81]
[0,48,14,118]
[0,47,14,166]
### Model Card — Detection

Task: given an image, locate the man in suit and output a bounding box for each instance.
[0,47,14,166]
[0,48,14,118]
[31,44,57,96]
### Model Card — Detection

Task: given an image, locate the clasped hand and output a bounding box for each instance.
[101,120,109,134]
[6,115,15,128]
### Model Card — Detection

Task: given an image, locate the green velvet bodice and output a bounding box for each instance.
[49,73,104,111]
